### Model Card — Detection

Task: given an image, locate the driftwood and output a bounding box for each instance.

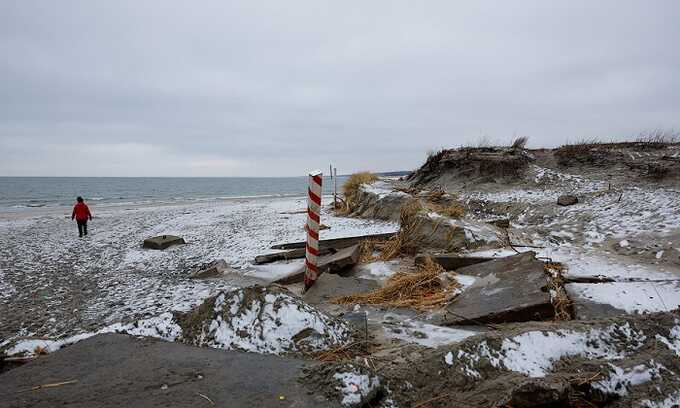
[270,232,396,250]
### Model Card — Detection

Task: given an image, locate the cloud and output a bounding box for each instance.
[1,0,679,176]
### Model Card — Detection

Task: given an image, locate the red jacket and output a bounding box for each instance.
[72,202,92,221]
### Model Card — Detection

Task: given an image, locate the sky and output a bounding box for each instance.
[1,1,679,177]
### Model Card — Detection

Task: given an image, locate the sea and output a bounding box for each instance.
[0,176,348,211]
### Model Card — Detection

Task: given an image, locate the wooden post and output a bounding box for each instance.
[304,170,323,291]
[333,167,338,209]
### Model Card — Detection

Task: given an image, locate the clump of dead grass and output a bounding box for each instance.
[438,203,465,218]
[635,129,679,146]
[340,171,378,214]
[544,262,573,321]
[380,200,424,260]
[511,135,529,149]
[333,257,459,310]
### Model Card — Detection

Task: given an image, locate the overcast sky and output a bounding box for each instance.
[1,1,679,177]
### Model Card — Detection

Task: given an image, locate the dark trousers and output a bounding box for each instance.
[77,220,88,237]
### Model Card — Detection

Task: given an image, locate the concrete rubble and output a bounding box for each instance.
[142,235,186,250]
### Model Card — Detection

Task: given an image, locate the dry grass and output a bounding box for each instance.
[340,171,378,214]
[380,200,424,260]
[511,135,529,149]
[333,257,459,310]
[635,129,679,146]
[544,262,573,321]
[438,203,465,218]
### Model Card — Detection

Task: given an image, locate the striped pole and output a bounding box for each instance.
[305,170,323,291]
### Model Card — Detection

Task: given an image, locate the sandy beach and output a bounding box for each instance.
[0,195,397,342]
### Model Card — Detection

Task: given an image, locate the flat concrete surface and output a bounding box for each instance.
[275,245,360,285]
[304,273,378,305]
[0,334,334,408]
[415,254,495,270]
[440,252,554,325]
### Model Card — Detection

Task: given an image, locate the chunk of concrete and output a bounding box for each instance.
[303,273,379,305]
[254,247,336,265]
[274,244,361,285]
[188,259,230,279]
[557,195,578,206]
[415,254,495,270]
[439,252,554,325]
[410,214,503,252]
[271,233,396,250]
[0,334,335,408]
[142,235,186,250]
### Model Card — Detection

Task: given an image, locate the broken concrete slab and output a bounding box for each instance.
[273,244,361,285]
[188,259,230,279]
[557,194,578,206]
[438,252,554,325]
[409,213,503,252]
[142,235,186,250]
[415,254,495,270]
[254,247,336,265]
[303,273,379,305]
[270,232,396,250]
[0,334,335,408]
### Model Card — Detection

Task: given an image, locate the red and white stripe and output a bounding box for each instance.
[304,170,323,290]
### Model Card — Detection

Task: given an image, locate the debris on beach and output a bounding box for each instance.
[142,234,186,250]
[178,285,352,354]
[188,259,232,279]
[274,244,361,285]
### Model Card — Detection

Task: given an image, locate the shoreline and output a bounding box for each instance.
[0,193,311,221]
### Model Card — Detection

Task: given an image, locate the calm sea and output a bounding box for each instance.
[0,177,348,210]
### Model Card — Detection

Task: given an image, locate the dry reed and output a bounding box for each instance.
[340,172,378,214]
[545,262,573,321]
[333,257,460,310]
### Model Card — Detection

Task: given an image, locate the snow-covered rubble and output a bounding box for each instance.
[334,368,382,407]
[5,286,353,358]
[444,323,646,378]
[593,361,667,397]
[181,286,352,354]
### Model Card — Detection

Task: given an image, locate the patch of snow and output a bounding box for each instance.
[619,240,630,248]
[642,391,680,408]
[655,321,680,357]
[361,181,408,199]
[352,260,400,280]
[7,312,181,356]
[245,259,305,281]
[566,281,680,314]
[447,323,646,378]
[444,351,454,365]
[382,317,478,348]
[593,361,665,397]
[334,370,381,407]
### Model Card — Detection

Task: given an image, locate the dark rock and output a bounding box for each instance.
[557,195,578,206]
[142,235,186,250]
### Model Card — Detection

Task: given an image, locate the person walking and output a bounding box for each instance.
[71,196,93,237]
